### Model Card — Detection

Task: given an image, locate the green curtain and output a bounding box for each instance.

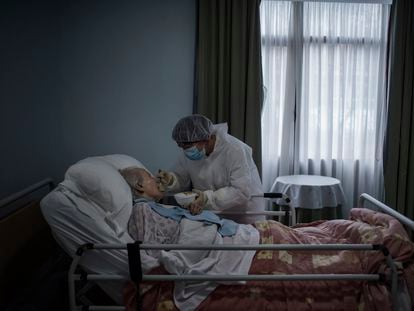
[384,0,414,220]
[195,0,263,170]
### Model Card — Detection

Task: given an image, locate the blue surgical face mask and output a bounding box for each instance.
[184,145,206,161]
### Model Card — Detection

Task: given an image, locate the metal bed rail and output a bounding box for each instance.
[213,192,296,225]
[0,178,55,219]
[0,178,55,208]
[359,193,414,230]
[69,242,398,311]
[68,193,413,311]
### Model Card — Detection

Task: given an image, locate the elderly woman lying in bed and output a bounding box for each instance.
[119,166,258,245]
[119,166,260,310]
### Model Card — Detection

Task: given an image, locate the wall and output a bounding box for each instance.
[0,0,196,199]
[59,0,196,174]
[0,1,63,198]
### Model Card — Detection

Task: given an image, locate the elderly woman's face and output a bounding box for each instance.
[139,170,164,201]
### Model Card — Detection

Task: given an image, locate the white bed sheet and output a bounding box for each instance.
[160,218,259,310]
[40,185,159,304]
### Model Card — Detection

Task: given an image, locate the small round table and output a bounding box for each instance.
[270,175,346,222]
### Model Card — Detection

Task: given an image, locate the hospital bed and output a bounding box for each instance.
[39,155,414,311]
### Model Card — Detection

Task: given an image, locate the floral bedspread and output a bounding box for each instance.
[124,208,414,311]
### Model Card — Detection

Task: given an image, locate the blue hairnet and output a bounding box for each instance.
[172,115,213,143]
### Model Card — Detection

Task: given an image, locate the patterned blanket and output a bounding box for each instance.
[124,208,414,310]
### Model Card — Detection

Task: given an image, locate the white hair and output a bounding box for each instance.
[119,166,145,199]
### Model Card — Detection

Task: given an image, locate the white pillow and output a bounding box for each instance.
[97,154,146,170]
[65,159,132,215]
[64,154,148,235]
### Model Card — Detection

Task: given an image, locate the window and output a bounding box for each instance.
[260,0,390,214]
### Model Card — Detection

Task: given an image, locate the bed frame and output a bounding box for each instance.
[67,193,414,311]
[0,179,58,308]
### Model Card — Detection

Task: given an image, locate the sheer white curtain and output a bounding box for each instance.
[261,1,390,215]
[261,1,295,192]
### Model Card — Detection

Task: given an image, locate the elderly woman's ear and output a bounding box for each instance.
[134,182,144,193]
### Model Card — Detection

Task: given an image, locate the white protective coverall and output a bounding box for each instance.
[169,123,265,224]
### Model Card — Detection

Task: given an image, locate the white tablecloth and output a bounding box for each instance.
[270,175,346,210]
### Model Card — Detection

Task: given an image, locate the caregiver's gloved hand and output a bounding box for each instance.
[157,170,175,191]
[188,189,207,215]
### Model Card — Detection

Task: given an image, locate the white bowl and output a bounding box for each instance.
[174,192,197,207]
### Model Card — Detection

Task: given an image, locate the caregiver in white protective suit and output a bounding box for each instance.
[157,114,264,224]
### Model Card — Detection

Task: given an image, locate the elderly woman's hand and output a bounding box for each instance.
[188,203,203,215]
[188,190,206,215]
